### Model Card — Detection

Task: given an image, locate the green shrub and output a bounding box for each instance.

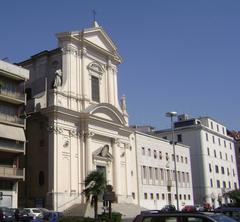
[99,212,122,222]
[59,216,97,222]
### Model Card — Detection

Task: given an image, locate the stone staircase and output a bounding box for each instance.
[63,202,146,220]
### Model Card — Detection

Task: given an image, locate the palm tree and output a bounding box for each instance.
[82,170,106,219]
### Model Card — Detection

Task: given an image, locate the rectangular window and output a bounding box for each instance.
[155,168,158,180]
[211,122,213,129]
[159,151,162,159]
[223,181,226,188]
[154,150,157,159]
[142,147,145,155]
[150,193,154,199]
[144,193,147,199]
[185,157,188,164]
[143,166,146,179]
[162,193,165,200]
[209,164,212,172]
[218,138,221,146]
[214,150,217,158]
[207,147,210,156]
[221,166,225,174]
[148,148,151,156]
[132,192,135,199]
[224,140,226,147]
[215,165,219,173]
[220,152,222,159]
[156,193,159,200]
[210,179,213,187]
[166,153,169,160]
[149,167,152,179]
[212,135,215,144]
[91,76,100,102]
[181,156,183,163]
[225,153,228,161]
[229,181,231,188]
[222,127,225,135]
[177,134,182,142]
[206,133,208,141]
[217,124,219,132]
[217,180,220,188]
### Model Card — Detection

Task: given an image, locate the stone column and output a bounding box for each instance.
[112,139,120,198]
[107,60,114,105]
[84,131,94,175]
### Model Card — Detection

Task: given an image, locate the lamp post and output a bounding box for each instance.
[166,111,179,210]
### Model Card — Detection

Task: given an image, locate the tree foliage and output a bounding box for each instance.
[224,189,240,206]
[82,170,106,218]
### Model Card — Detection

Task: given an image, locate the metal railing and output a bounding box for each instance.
[0,112,24,125]
[0,89,25,101]
[0,140,24,151]
[0,166,24,178]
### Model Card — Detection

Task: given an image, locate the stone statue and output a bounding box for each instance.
[52,69,62,88]
[120,95,126,113]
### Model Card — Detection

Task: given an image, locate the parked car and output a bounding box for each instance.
[133,211,237,222]
[24,208,43,219]
[43,211,63,222]
[13,208,33,222]
[214,207,240,221]
[182,205,197,212]
[195,204,205,212]
[0,207,14,222]
[161,205,177,212]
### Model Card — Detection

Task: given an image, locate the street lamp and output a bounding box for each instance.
[165,111,179,210]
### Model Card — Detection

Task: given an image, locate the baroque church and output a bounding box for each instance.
[18,21,138,211]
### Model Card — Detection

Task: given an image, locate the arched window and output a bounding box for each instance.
[39,171,44,186]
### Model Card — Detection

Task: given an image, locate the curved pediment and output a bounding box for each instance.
[85,103,126,126]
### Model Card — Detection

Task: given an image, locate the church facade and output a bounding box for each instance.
[18,22,138,211]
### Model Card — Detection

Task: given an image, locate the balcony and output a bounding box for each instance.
[0,139,24,153]
[0,89,25,104]
[0,112,24,125]
[0,166,25,180]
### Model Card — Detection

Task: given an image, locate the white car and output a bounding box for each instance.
[24,208,43,219]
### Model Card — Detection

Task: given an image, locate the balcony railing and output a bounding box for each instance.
[0,89,25,101]
[0,139,24,152]
[0,166,25,179]
[0,112,24,125]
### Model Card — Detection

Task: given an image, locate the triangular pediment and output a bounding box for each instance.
[83,27,117,53]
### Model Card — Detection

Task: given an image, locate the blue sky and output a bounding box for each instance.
[0,0,239,130]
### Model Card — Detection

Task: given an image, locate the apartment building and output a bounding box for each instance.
[0,60,29,207]
[228,130,240,187]
[155,114,238,208]
[134,129,194,210]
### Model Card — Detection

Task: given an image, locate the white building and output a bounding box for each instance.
[155,114,238,208]
[17,22,138,211]
[0,60,29,207]
[134,129,194,210]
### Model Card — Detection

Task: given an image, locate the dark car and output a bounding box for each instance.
[214,207,240,221]
[0,207,14,222]
[14,208,33,222]
[133,211,237,222]
[182,205,197,212]
[161,205,177,212]
[43,211,63,222]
